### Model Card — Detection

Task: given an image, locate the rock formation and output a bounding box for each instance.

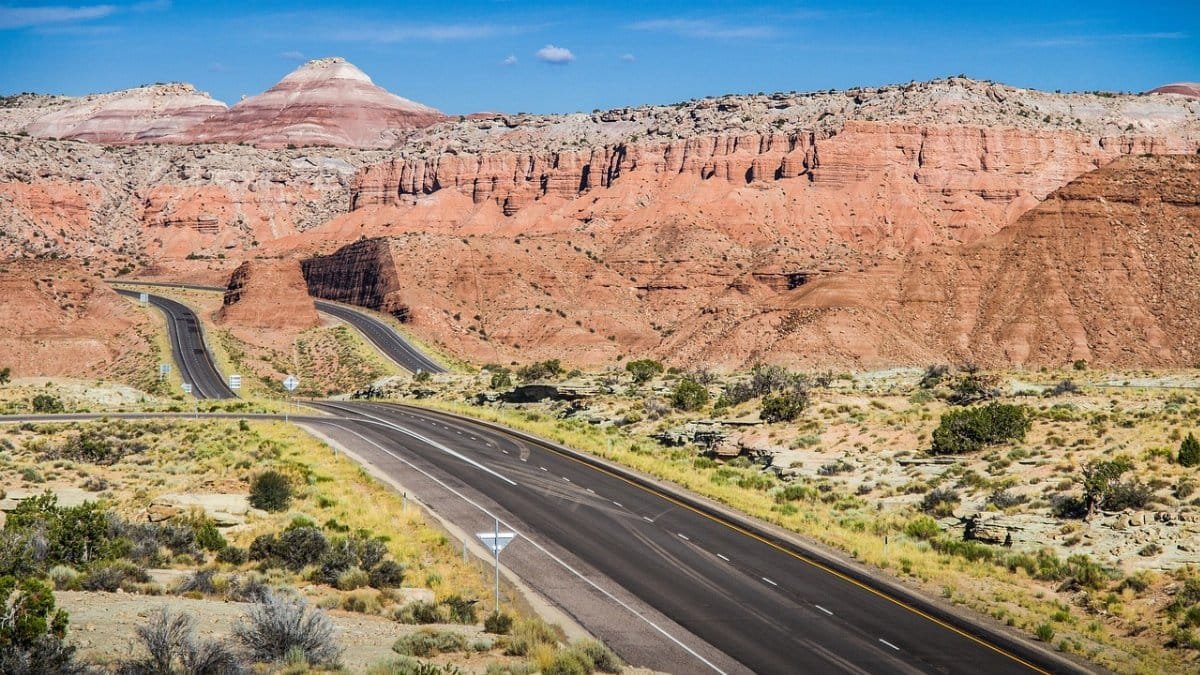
[301,154,1200,369]
[21,84,226,143]
[178,58,445,149]
[1147,83,1200,98]
[0,259,153,377]
[217,259,320,329]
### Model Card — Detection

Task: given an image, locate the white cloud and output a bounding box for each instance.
[628,18,773,39]
[280,50,306,61]
[0,4,116,29]
[536,44,574,64]
[501,54,517,66]
[619,53,635,62]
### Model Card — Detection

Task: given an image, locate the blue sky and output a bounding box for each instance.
[0,1,1196,113]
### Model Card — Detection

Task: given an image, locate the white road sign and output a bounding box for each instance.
[139,292,149,303]
[282,375,299,392]
[229,374,242,390]
[159,363,171,375]
[181,382,193,394]
[475,531,516,555]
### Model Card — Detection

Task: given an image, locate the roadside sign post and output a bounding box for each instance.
[229,374,242,391]
[476,520,515,615]
[158,363,171,381]
[139,292,149,304]
[181,382,195,418]
[282,375,299,422]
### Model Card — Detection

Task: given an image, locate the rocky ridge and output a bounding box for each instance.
[170,57,445,149]
[19,83,227,144]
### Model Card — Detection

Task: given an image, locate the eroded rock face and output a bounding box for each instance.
[178,58,445,149]
[0,258,153,377]
[301,155,1200,369]
[754,154,1200,368]
[217,259,320,329]
[22,83,226,143]
[1147,83,1200,98]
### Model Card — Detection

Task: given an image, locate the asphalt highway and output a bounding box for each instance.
[115,289,235,399]
[307,400,1085,675]
[109,281,445,375]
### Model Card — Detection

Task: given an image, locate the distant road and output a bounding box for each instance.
[111,280,446,375]
[114,289,235,399]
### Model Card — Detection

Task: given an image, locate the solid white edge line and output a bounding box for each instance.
[815,605,833,616]
[762,577,778,587]
[678,533,689,541]
[879,638,900,651]
[717,553,730,562]
[315,420,727,675]
[320,403,517,486]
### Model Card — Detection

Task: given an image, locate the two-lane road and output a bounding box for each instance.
[111,281,445,375]
[116,289,235,399]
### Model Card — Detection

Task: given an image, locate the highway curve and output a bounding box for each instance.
[110,281,445,375]
[116,289,235,399]
[305,400,1088,675]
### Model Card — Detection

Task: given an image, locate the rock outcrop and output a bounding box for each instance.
[1147,83,1200,98]
[178,58,445,149]
[0,258,153,377]
[22,84,226,143]
[217,259,320,329]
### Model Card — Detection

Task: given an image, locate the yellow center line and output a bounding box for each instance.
[410,405,1051,675]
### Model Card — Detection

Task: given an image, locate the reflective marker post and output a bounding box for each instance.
[476,520,515,615]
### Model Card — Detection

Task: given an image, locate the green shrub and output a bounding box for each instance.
[490,369,513,390]
[217,546,247,565]
[930,403,1031,455]
[392,629,468,657]
[0,576,79,672]
[30,394,64,413]
[670,379,709,411]
[760,390,808,423]
[503,617,559,656]
[904,516,940,540]
[484,612,514,635]
[1035,623,1055,642]
[1179,433,1200,468]
[249,470,292,512]
[369,560,406,589]
[395,601,443,624]
[625,359,664,383]
[336,567,370,591]
[81,559,148,591]
[442,594,477,624]
[574,638,622,672]
[919,488,959,516]
[543,647,593,675]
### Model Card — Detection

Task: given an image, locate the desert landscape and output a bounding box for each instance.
[1,2,1199,673]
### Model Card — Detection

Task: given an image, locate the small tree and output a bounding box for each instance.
[249,471,292,512]
[30,394,64,414]
[760,390,808,423]
[670,379,709,411]
[1081,458,1133,519]
[0,367,10,385]
[625,359,664,384]
[489,368,512,390]
[0,576,82,674]
[1180,433,1200,468]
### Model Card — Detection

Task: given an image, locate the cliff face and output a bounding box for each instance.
[719,154,1200,369]
[301,155,1200,369]
[0,259,154,378]
[217,259,320,330]
[348,122,1187,250]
